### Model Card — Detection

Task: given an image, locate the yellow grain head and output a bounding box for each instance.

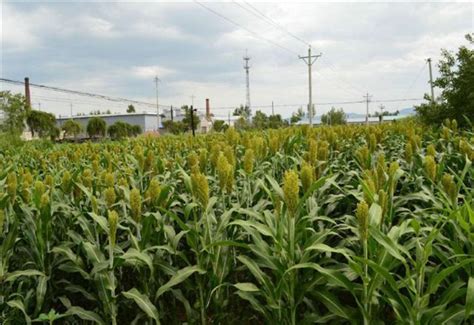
[442,126,450,141]
[82,169,93,188]
[426,144,436,157]
[23,171,33,186]
[424,155,437,182]
[243,149,255,174]
[61,171,72,193]
[283,170,299,217]
[188,151,200,174]
[92,159,100,174]
[6,172,17,201]
[441,173,457,204]
[104,172,115,188]
[199,149,208,172]
[356,145,370,169]
[191,172,209,208]
[376,154,386,191]
[44,175,54,189]
[34,180,46,198]
[356,200,369,242]
[108,210,119,248]
[144,150,155,173]
[91,195,98,214]
[301,162,314,193]
[369,133,377,153]
[130,188,142,223]
[146,178,161,206]
[104,187,116,208]
[40,192,49,211]
[307,139,318,165]
[318,141,329,162]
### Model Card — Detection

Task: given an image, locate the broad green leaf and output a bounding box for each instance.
[156,265,205,298]
[5,269,44,282]
[234,282,259,292]
[66,306,106,325]
[123,288,160,324]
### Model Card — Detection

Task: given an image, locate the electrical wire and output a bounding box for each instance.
[194,1,299,56]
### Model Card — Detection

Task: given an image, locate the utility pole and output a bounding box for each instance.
[243,50,251,113]
[299,47,322,127]
[24,77,31,109]
[154,76,161,131]
[170,105,174,122]
[363,92,372,125]
[427,58,435,103]
[228,110,231,125]
[190,106,196,137]
[379,104,385,124]
[70,103,73,119]
[272,101,274,116]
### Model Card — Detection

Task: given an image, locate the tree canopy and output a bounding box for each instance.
[26,110,57,138]
[87,117,107,138]
[108,121,141,139]
[321,107,347,125]
[416,34,474,126]
[62,119,82,138]
[0,91,28,135]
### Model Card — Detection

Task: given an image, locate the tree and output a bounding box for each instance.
[233,105,251,119]
[212,120,228,132]
[268,114,287,129]
[163,120,185,134]
[87,117,106,138]
[181,106,200,133]
[252,110,268,129]
[234,116,250,130]
[62,119,82,138]
[416,34,474,126]
[0,91,28,135]
[290,107,305,124]
[321,107,347,125]
[127,104,136,113]
[26,110,56,138]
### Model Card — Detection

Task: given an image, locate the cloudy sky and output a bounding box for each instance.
[1,1,473,119]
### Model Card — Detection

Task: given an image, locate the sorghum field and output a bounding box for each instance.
[1,120,474,324]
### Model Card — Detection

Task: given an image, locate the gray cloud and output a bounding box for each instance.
[2,1,472,118]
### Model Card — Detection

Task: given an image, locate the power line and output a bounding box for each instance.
[234,1,310,48]
[193,1,299,56]
[0,78,171,109]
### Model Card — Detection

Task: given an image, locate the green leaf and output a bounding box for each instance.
[7,299,32,325]
[88,212,109,234]
[5,269,44,282]
[123,288,160,324]
[428,258,474,294]
[156,265,205,298]
[66,306,106,325]
[234,282,259,292]
[314,290,351,320]
[466,277,474,319]
[121,248,154,274]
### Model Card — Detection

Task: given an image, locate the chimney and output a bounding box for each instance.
[25,77,31,108]
[205,98,210,119]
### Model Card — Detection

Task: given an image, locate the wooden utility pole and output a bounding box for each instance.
[427,58,435,103]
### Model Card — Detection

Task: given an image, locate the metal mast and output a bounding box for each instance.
[243,50,251,112]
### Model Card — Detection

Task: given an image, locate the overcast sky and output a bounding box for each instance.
[1,1,473,118]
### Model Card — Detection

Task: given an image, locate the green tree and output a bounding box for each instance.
[252,110,268,129]
[233,105,251,119]
[234,116,250,130]
[290,107,305,124]
[181,106,200,133]
[0,91,28,135]
[62,119,82,138]
[127,104,136,113]
[87,117,106,138]
[26,110,56,138]
[268,114,287,129]
[212,120,228,132]
[321,107,347,125]
[416,34,474,126]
